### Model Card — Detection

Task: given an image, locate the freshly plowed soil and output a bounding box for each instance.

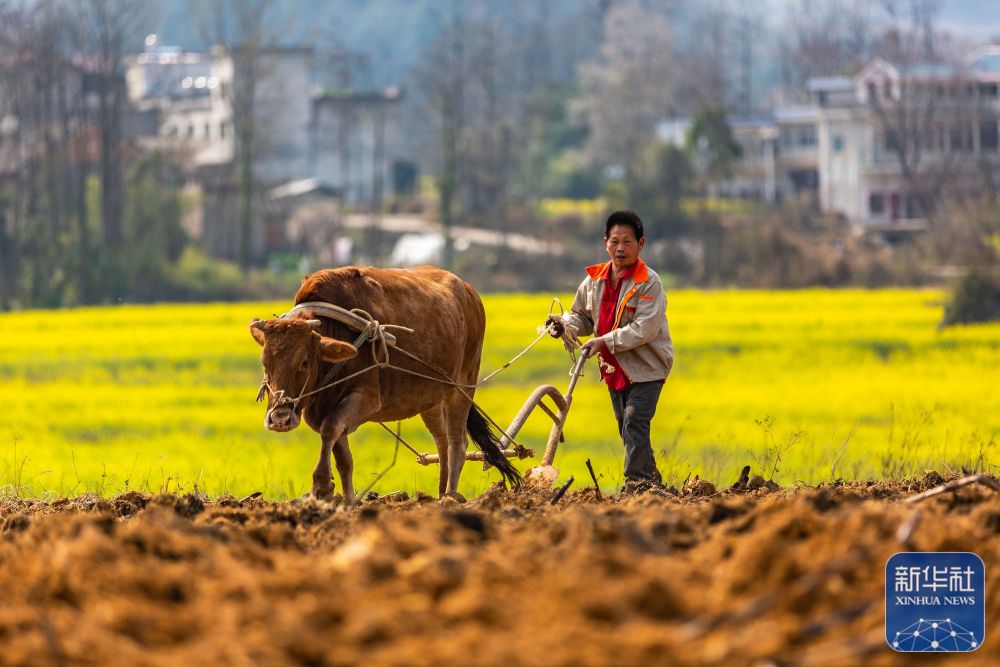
[0,473,997,666]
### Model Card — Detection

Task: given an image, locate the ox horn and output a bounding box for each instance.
[252,319,266,330]
[306,319,322,329]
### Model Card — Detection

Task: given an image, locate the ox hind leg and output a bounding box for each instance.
[441,391,474,498]
[419,406,453,498]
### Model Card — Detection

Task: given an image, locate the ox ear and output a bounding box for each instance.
[249,319,266,347]
[318,337,357,363]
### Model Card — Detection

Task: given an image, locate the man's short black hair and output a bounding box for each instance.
[604,210,644,241]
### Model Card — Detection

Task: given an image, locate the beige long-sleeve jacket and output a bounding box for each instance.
[563,258,674,383]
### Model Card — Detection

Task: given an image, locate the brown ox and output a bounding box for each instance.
[250,265,520,501]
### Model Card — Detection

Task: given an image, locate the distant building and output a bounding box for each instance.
[311,87,416,205]
[124,37,415,263]
[655,108,818,205]
[657,45,1000,226]
[810,52,1000,226]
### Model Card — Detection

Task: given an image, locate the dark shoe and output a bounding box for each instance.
[621,479,673,497]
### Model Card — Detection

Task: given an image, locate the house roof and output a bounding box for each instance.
[774,105,818,123]
[900,63,964,79]
[807,77,854,93]
[269,178,339,200]
[968,45,1000,72]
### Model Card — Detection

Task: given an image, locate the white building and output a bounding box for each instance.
[657,45,1000,226]
[125,38,415,262]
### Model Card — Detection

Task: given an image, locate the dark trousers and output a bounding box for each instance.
[609,380,664,483]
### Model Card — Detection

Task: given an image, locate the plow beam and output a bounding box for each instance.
[416,446,536,466]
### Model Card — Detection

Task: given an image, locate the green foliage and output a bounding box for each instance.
[686,106,743,186]
[539,151,603,199]
[118,152,189,302]
[518,86,599,200]
[167,248,251,301]
[942,268,1000,326]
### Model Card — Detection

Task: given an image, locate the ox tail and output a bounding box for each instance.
[466,404,522,488]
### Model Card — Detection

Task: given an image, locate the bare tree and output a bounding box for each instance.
[0,0,110,305]
[577,0,677,202]
[194,0,283,272]
[778,0,874,95]
[314,36,370,206]
[414,5,467,269]
[863,0,976,218]
[76,1,152,263]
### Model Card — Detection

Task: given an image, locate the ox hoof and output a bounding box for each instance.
[439,491,467,504]
[311,484,335,500]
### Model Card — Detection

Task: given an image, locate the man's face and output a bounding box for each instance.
[605,224,644,270]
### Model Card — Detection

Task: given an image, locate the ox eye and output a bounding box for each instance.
[300,359,309,371]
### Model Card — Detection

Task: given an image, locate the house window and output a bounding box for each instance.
[869,192,885,215]
[981,121,999,151]
[818,91,828,106]
[798,126,817,147]
[833,135,844,152]
[980,83,999,99]
[932,123,946,152]
[951,125,973,151]
[204,123,211,138]
[884,130,900,152]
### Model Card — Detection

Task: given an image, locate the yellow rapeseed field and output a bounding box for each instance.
[1,290,997,499]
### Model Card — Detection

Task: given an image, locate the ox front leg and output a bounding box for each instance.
[313,389,379,501]
[311,436,336,499]
[332,435,355,505]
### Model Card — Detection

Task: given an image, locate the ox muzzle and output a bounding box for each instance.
[265,404,301,432]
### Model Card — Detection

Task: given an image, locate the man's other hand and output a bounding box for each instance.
[544,315,565,338]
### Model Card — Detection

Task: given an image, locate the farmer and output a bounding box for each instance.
[546,210,674,493]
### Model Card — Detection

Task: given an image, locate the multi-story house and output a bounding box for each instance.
[124,37,414,262]
[657,45,1000,227]
[810,48,1000,226]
